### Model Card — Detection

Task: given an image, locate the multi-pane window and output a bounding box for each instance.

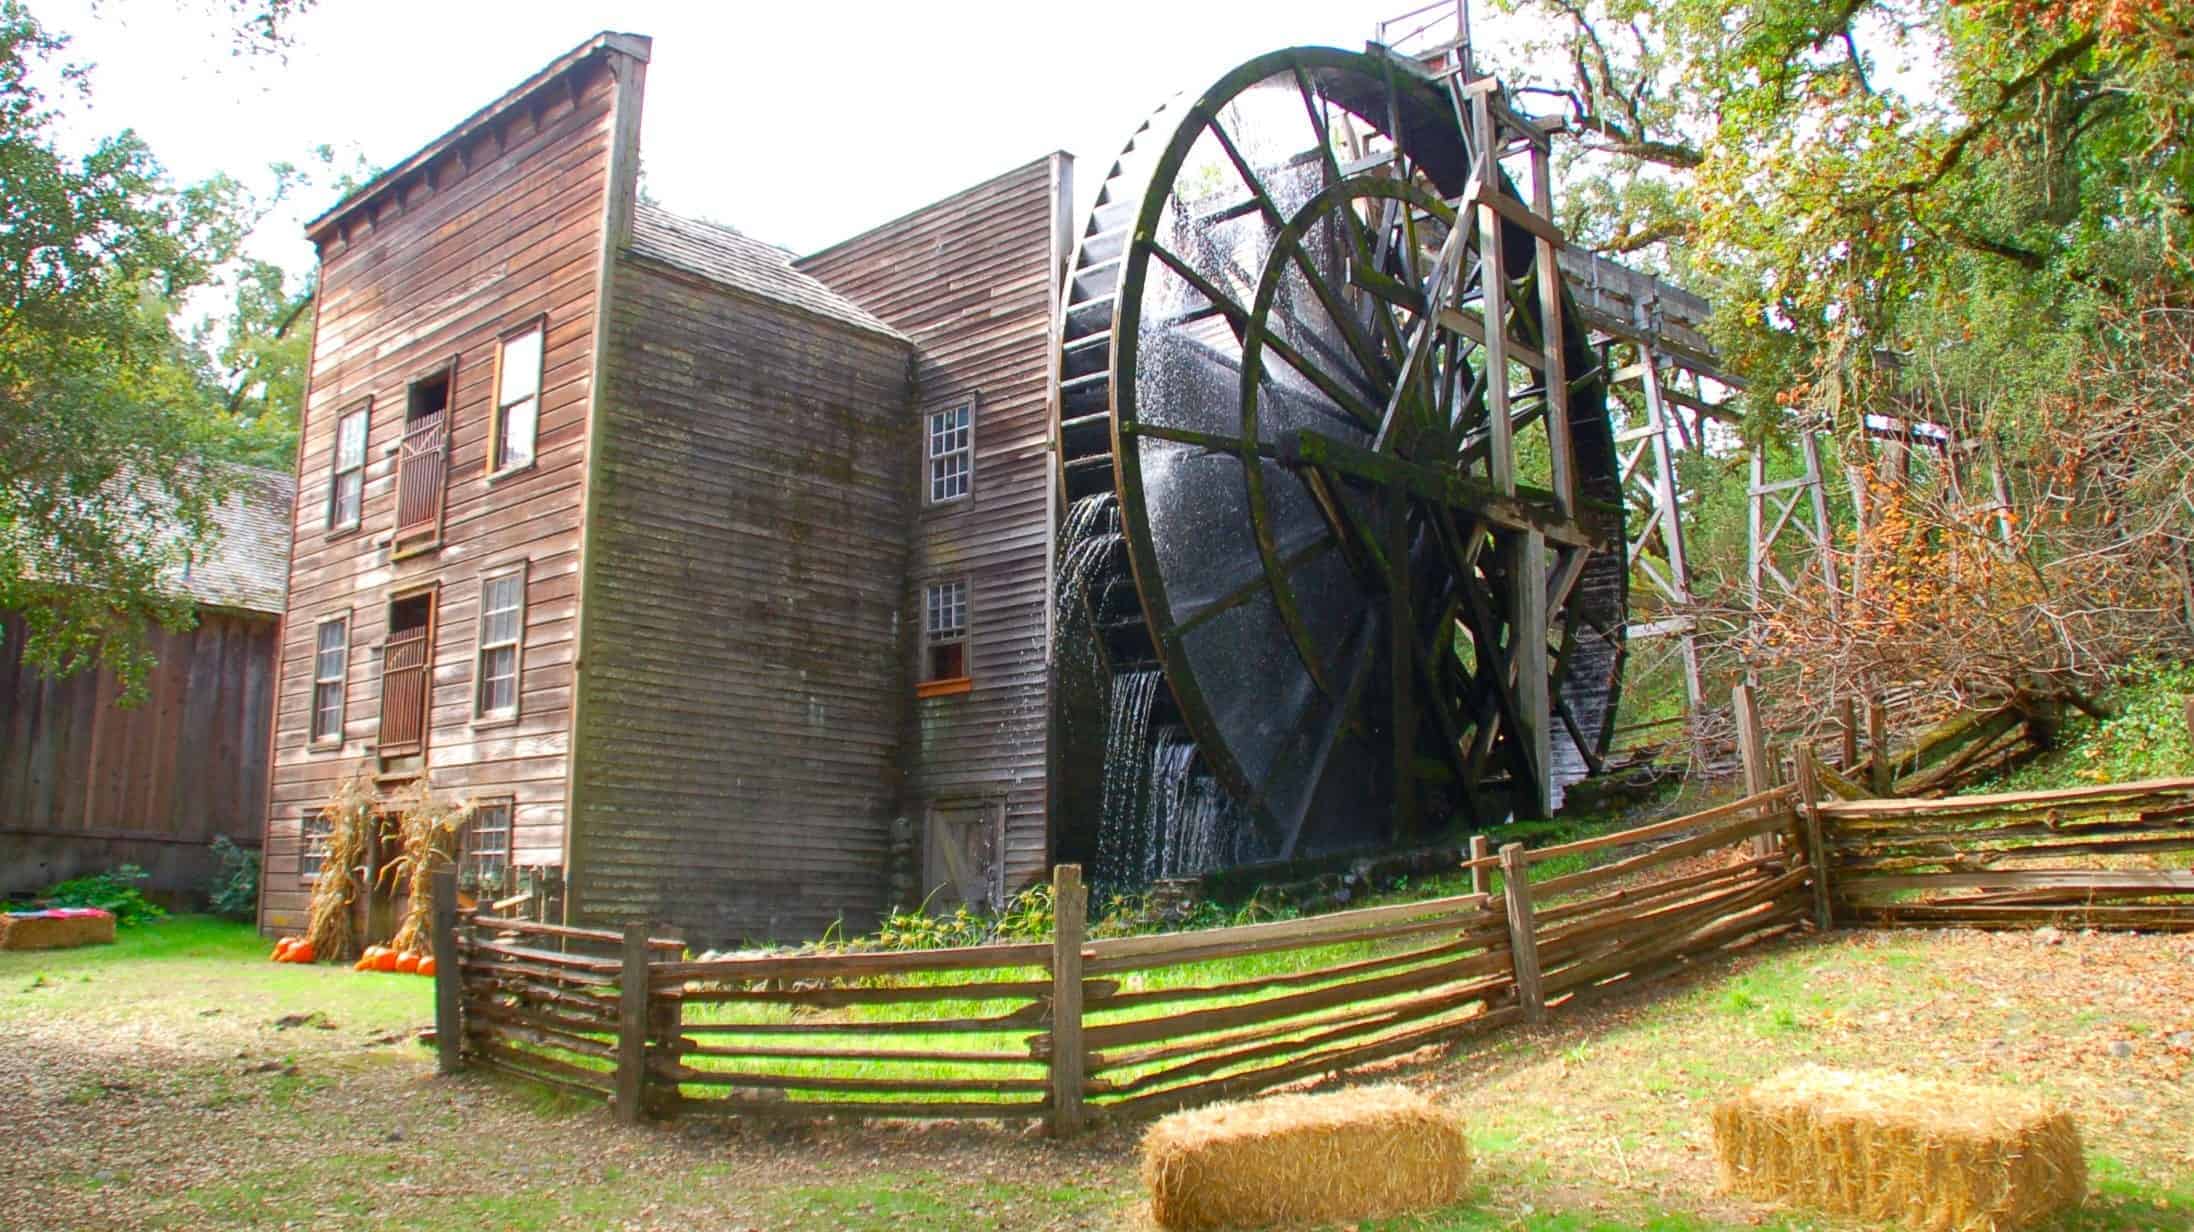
[329,404,368,530]
[924,579,968,682]
[310,616,348,744]
[463,801,514,894]
[474,568,526,719]
[299,812,332,883]
[493,323,543,472]
[927,402,971,503]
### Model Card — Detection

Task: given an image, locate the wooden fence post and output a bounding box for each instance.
[430,868,462,1075]
[1733,683,1772,794]
[1469,834,1491,899]
[1867,696,1891,796]
[1838,697,1860,772]
[1049,863,1088,1138]
[1499,843,1545,1025]
[1793,746,1835,931]
[616,922,650,1125]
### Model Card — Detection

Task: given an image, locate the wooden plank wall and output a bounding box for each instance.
[0,610,276,898]
[566,259,915,944]
[260,48,642,933]
[796,154,1072,897]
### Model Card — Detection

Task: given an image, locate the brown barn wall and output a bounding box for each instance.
[566,258,915,945]
[796,154,1071,898]
[259,47,642,934]
[0,610,276,900]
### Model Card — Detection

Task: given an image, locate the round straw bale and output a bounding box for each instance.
[1712,1066,2084,1232]
[1140,1084,1471,1230]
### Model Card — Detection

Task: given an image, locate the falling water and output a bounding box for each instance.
[1054,492,1124,651]
[1093,669,1163,887]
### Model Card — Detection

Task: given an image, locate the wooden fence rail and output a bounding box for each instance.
[431,773,2194,1132]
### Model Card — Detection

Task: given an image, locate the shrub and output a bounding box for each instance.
[43,865,165,927]
[204,836,260,920]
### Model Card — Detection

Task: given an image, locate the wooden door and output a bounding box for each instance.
[922,801,1003,911]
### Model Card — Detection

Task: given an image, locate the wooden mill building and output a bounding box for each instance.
[3,465,292,901]
[257,33,1070,945]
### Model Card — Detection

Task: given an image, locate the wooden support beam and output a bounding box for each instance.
[1470,833,1492,898]
[1512,531,1552,816]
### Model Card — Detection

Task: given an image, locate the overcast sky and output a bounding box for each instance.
[41,0,1491,271]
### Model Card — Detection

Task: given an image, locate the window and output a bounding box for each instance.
[492,322,543,472]
[927,401,972,503]
[329,404,368,530]
[310,616,348,745]
[299,812,332,883]
[463,801,514,895]
[923,579,969,687]
[474,566,526,719]
[378,590,436,752]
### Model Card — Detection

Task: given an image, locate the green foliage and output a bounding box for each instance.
[41,864,165,926]
[1983,659,2194,792]
[203,835,259,920]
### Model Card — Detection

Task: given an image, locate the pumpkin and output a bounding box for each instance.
[271,938,295,961]
[356,945,387,972]
[416,955,437,978]
[372,948,402,973]
[394,951,420,975]
[288,940,316,964]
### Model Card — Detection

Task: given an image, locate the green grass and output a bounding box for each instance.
[0,914,430,1035]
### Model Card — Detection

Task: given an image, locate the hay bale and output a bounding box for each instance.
[1713,1066,2084,1231]
[0,909,117,951]
[1140,1084,1471,1230]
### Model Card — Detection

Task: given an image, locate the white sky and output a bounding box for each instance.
[42,0,1471,272]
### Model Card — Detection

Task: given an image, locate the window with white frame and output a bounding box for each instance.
[493,322,543,472]
[309,616,348,744]
[927,402,971,503]
[474,567,526,719]
[329,404,368,530]
[299,812,332,883]
[924,579,968,683]
[463,800,514,894]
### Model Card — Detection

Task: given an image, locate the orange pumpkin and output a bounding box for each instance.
[356,945,387,972]
[416,955,437,978]
[288,940,316,964]
[372,948,402,973]
[271,938,295,961]
[394,951,420,975]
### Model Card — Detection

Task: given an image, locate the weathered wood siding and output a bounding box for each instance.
[260,41,645,933]
[0,610,276,898]
[796,154,1072,895]
[567,258,915,944]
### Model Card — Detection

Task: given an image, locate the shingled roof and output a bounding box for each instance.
[171,464,294,616]
[627,203,906,341]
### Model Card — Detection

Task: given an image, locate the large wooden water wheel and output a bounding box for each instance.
[1055,46,1626,862]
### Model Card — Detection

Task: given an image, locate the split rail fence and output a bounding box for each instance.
[428,772,2194,1135]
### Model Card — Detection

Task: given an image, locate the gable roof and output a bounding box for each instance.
[627,203,908,341]
[172,465,295,616]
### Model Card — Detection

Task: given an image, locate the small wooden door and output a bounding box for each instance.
[923,801,1004,911]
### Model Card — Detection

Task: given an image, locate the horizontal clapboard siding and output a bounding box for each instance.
[566,257,916,945]
[796,154,1070,897]
[261,47,638,933]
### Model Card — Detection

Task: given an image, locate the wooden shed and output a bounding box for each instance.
[1,465,293,901]
[258,32,1070,946]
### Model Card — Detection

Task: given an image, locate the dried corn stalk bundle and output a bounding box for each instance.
[383,777,474,957]
[1140,1084,1472,1231]
[1713,1066,2085,1231]
[304,771,375,961]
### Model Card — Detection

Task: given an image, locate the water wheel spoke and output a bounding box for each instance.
[1163,534,1339,643]
[1293,67,1406,364]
